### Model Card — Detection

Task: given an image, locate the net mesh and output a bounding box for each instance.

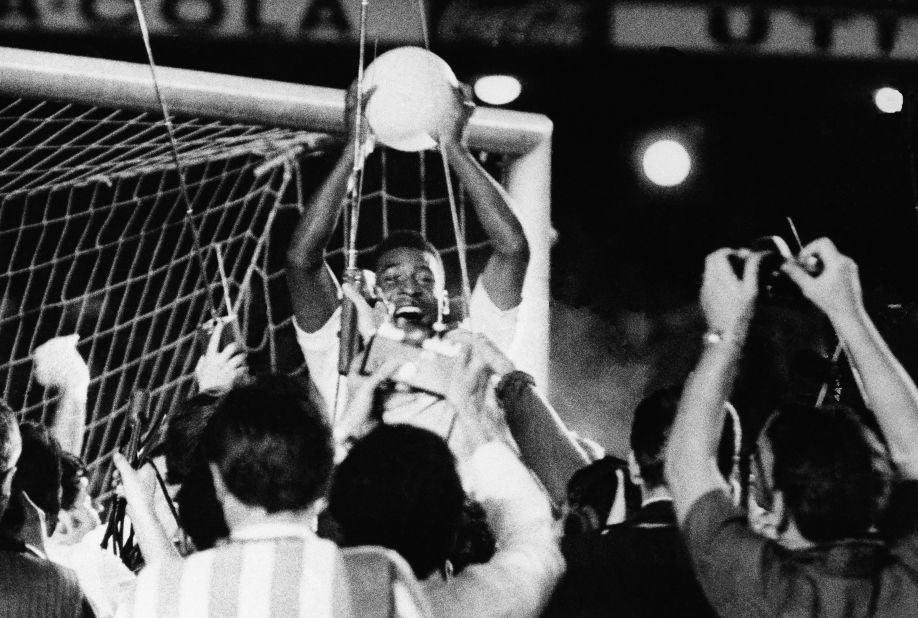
[0,96,502,500]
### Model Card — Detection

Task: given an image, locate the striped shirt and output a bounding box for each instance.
[129,524,429,618]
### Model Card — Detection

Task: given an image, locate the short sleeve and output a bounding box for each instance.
[682,490,774,617]
[293,308,344,422]
[466,283,519,354]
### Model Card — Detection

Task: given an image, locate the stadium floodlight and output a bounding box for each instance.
[874,87,903,114]
[641,139,691,188]
[473,75,523,106]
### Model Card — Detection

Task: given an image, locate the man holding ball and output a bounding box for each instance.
[285,61,530,448]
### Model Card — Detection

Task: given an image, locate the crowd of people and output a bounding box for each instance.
[2,81,918,618]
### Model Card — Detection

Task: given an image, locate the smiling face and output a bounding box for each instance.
[374,246,444,326]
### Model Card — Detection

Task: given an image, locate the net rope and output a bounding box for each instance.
[0,96,502,501]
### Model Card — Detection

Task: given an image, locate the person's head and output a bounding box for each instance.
[629,385,682,491]
[202,374,333,524]
[8,423,62,535]
[329,424,464,580]
[52,452,100,545]
[164,392,220,485]
[0,402,21,520]
[749,402,892,545]
[373,230,446,327]
[630,385,740,495]
[177,458,228,550]
[564,456,632,535]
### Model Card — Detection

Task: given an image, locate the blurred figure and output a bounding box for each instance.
[32,333,89,455]
[0,403,95,617]
[562,455,634,536]
[545,384,738,617]
[48,452,134,618]
[667,239,918,616]
[122,374,428,617]
[330,336,562,618]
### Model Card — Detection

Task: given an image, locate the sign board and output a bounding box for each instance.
[611,2,918,61]
[0,0,428,43]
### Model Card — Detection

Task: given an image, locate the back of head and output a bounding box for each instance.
[202,373,333,513]
[0,402,18,469]
[59,452,87,512]
[2,422,62,535]
[631,385,682,489]
[12,423,62,516]
[632,385,740,490]
[329,424,464,580]
[164,392,220,485]
[765,403,892,543]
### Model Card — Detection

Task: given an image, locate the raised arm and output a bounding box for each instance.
[666,249,761,524]
[783,238,918,479]
[437,87,529,311]
[445,330,589,508]
[286,86,372,333]
[32,334,89,455]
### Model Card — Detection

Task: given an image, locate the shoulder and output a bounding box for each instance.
[341,544,415,582]
[341,546,432,617]
[0,550,91,612]
[0,548,81,585]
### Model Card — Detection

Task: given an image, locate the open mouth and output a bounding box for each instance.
[393,305,424,321]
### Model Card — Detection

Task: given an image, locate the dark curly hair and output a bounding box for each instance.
[764,402,892,543]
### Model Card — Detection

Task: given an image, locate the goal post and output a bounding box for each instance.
[0,45,552,485]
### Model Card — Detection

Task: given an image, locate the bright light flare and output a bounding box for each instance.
[874,87,903,114]
[473,75,522,106]
[642,139,691,187]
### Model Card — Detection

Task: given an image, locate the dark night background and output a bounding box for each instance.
[5,2,918,453]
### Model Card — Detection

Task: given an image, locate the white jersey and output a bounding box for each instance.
[294,283,518,450]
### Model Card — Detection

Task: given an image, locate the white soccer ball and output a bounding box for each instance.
[362,47,458,152]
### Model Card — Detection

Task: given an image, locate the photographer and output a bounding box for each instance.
[665,239,918,616]
[286,79,529,449]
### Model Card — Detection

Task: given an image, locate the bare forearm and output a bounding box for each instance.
[286,142,358,331]
[498,379,590,507]
[667,338,741,523]
[442,142,529,309]
[52,393,85,455]
[831,307,918,475]
[286,142,355,271]
[127,503,181,563]
[443,143,527,254]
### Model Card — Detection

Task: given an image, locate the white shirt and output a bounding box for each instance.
[294,283,518,451]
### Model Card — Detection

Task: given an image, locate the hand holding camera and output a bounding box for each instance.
[780,237,864,322]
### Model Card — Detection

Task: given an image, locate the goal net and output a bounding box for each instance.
[0,46,552,500]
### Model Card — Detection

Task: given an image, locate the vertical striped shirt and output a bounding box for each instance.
[130,524,429,618]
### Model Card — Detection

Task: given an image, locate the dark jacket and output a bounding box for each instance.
[543,499,717,617]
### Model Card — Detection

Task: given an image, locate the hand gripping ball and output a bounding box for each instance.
[362,47,459,152]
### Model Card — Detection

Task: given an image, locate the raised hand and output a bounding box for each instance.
[32,334,89,394]
[112,452,179,562]
[700,248,763,340]
[195,319,247,396]
[337,360,412,456]
[345,80,377,154]
[443,334,511,460]
[443,329,515,377]
[435,82,475,147]
[781,237,863,321]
